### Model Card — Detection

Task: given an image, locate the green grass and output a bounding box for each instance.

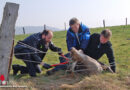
[9,25,130,90]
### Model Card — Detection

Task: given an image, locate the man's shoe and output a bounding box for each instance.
[46,69,55,76]
[12,64,20,75]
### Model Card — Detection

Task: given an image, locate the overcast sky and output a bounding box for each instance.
[0,0,130,29]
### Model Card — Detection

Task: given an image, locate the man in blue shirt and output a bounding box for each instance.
[46,18,90,75]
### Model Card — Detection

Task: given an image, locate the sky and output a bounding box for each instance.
[0,0,130,29]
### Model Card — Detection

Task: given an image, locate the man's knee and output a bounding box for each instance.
[35,65,42,73]
[36,70,41,73]
[65,53,70,57]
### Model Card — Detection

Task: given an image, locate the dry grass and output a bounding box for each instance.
[60,74,129,90]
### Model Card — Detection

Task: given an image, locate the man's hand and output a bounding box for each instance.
[42,63,52,69]
[58,52,63,55]
[57,48,63,55]
[40,62,44,66]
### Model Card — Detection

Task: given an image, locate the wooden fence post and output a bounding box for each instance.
[23,27,25,34]
[103,19,105,28]
[126,17,127,26]
[44,24,46,30]
[0,2,19,81]
[64,22,66,31]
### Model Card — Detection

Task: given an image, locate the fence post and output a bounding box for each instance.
[126,17,127,26]
[0,2,19,81]
[64,22,66,31]
[23,27,25,34]
[44,24,46,30]
[103,19,105,28]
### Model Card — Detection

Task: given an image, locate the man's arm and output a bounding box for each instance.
[80,28,90,51]
[49,42,63,55]
[106,45,116,73]
[66,31,74,51]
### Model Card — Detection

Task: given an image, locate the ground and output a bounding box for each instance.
[2,25,130,90]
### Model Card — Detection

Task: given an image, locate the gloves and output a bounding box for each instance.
[43,63,52,69]
[57,48,63,55]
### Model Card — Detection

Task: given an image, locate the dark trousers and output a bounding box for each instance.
[14,48,41,77]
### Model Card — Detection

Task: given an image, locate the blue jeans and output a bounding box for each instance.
[52,53,70,71]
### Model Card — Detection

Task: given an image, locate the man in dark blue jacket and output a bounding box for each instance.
[46,18,90,75]
[12,30,62,77]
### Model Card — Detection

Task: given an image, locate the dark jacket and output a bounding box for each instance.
[14,33,61,63]
[84,33,116,72]
[66,23,90,51]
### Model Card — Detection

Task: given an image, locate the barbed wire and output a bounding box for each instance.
[14,40,62,54]
[10,39,129,67]
[4,37,128,74]
[11,25,130,75]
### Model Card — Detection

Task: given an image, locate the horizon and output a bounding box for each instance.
[0,0,130,29]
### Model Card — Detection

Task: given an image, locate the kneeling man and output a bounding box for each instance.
[12,30,62,77]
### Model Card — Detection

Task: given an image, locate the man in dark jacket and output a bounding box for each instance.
[12,30,62,77]
[84,29,116,73]
[46,18,90,75]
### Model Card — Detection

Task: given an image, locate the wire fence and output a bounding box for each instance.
[11,24,130,76]
[9,38,130,75]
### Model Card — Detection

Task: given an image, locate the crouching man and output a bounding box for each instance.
[46,17,90,75]
[12,30,62,77]
[84,29,116,73]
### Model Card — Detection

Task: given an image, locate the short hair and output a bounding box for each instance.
[69,17,80,26]
[42,29,52,36]
[101,29,112,38]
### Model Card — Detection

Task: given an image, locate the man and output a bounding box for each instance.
[46,18,90,75]
[12,30,62,77]
[84,29,116,73]
[66,17,90,51]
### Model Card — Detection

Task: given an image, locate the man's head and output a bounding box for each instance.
[69,17,80,33]
[42,30,53,43]
[100,29,112,44]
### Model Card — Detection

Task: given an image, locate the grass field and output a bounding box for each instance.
[7,25,130,90]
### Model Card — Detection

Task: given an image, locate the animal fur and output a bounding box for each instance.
[70,47,103,75]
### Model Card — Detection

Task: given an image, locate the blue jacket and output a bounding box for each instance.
[66,23,90,51]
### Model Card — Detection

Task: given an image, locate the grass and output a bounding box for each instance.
[6,25,130,90]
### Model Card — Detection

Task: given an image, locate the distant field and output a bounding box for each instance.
[9,25,130,90]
